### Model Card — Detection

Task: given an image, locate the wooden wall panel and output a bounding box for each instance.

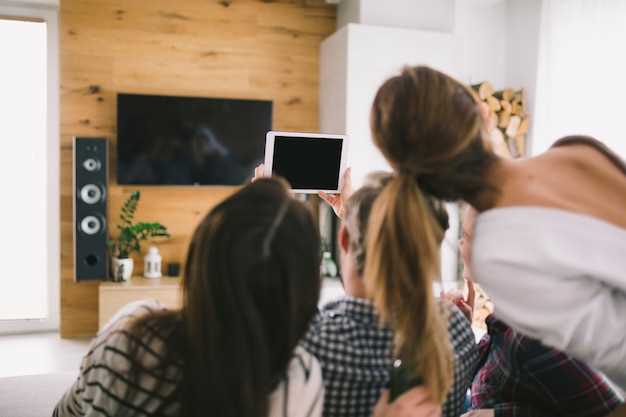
[60,0,336,337]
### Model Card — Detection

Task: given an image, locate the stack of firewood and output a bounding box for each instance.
[471,81,529,159]
[458,83,531,330]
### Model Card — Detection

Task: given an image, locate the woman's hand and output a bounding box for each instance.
[440,279,475,323]
[373,388,441,417]
[319,167,352,220]
[454,280,476,323]
[253,164,267,182]
[461,409,494,417]
[478,102,497,134]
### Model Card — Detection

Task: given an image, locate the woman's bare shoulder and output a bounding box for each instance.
[495,139,626,229]
[548,136,626,175]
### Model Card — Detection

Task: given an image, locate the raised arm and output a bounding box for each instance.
[318,167,352,220]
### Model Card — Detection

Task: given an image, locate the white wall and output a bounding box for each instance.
[531,0,626,158]
[455,0,544,149]
[337,0,360,30]
[454,0,508,89]
[336,0,542,110]
[320,28,348,136]
[343,24,459,188]
[506,0,542,152]
[337,0,455,32]
[337,0,509,90]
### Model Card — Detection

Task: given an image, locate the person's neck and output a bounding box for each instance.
[469,156,520,212]
[344,272,367,299]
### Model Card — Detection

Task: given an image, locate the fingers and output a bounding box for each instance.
[341,167,352,190]
[319,192,338,205]
[402,403,440,417]
[253,164,266,182]
[372,389,390,417]
[374,387,441,417]
[478,102,490,122]
[441,284,472,321]
[425,405,442,417]
[466,280,476,308]
[319,168,351,220]
[461,410,494,417]
[378,389,390,404]
[389,387,441,417]
[439,290,449,299]
[319,191,345,219]
[393,386,431,407]
[339,167,353,201]
[478,102,496,132]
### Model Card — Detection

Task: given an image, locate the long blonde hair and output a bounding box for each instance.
[365,66,497,402]
[364,175,452,403]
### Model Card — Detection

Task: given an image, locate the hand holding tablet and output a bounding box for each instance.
[263,131,349,194]
[318,168,352,220]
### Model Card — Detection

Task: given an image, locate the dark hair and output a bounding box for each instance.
[344,172,449,276]
[129,178,321,417]
[364,66,497,403]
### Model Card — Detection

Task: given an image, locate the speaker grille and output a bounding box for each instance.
[80,184,103,204]
[74,137,108,281]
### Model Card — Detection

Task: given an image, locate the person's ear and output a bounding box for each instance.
[338,224,350,253]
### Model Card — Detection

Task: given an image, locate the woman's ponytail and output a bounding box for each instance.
[364,174,453,403]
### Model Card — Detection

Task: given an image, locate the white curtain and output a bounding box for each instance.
[533,0,626,158]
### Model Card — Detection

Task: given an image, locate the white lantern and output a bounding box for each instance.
[144,246,162,279]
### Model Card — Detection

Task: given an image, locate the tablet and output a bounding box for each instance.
[264,131,348,193]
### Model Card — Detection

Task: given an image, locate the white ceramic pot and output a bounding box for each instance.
[143,246,162,279]
[112,257,133,282]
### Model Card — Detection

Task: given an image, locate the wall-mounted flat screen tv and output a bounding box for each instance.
[117,93,272,185]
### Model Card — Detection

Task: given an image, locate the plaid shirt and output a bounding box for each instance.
[471,314,623,417]
[301,297,478,417]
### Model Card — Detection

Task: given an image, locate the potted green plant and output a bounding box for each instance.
[108,191,170,282]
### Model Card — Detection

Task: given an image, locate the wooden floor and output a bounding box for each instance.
[0,332,90,378]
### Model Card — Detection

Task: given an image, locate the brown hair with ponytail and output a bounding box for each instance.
[365,66,496,403]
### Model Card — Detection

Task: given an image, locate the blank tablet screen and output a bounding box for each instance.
[272,135,343,190]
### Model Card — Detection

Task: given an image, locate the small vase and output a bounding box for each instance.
[112,257,134,282]
[320,251,338,278]
[143,246,162,279]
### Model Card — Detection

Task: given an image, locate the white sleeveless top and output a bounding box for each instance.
[472,206,626,390]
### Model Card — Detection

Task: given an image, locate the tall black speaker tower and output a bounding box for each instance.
[74,137,108,281]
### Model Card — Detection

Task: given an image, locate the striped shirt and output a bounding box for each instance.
[301,297,479,417]
[54,300,324,417]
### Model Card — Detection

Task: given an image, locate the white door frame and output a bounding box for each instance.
[0,2,59,334]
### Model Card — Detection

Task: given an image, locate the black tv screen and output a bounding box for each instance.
[117,93,272,185]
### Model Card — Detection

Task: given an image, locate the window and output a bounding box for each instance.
[0,5,59,333]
